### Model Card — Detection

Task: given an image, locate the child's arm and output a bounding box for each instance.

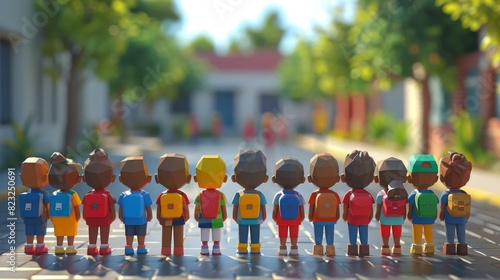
[183,204,190,221]
[232,205,238,222]
[146,206,153,222]
[368,205,373,221]
[82,205,86,221]
[342,204,348,222]
[375,203,381,222]
[194,205,200,222]
[308,203,314,221]
[45,203,50,220]
[156,204,161,222]
[336,204,340,221]
[299,205,305,221]
[119,206,123,222]
[74,205,80,221]
[272,205,278,222]
[109,194,116,221]
[221,205,227,222]
[407,204,413,222]
[439,203,445,221]
[261,205,267,222]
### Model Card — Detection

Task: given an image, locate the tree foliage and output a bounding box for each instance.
[244,10,286,50]
[437,0,500,65]
[188,34,215,53]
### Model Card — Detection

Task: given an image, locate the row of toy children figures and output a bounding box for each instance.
[19,148,472,258]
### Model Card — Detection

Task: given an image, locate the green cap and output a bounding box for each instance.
[408,154,438,173]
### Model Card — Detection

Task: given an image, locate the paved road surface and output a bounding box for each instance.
[1,139,500,279]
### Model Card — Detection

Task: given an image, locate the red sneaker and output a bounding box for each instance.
[99,245,112,256]
[24,245,35,255]
[35,245,48,255]
[87,247,99,256]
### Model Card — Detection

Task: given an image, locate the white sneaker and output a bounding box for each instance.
[278,245,287,256]
[289,246,299,256]
[200,245,209,255]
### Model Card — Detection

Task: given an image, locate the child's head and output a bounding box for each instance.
[407,154,438,190]
[194,155,227,189]
[20,157,49,189]
[232,149,268,190]
[374,157,407,189]
[439,151,472,190]
[341,150,375,189]
[272,158,304,190]
[307,153,339,189]
[83,148,115,190]
[48,152,82,190]
[155,153,191,190]
[119,156,151,190]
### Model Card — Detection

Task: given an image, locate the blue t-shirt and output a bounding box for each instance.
[231,189,267,225]
[408,189,438,225]
[440,189,468,225]
[117,190,152,225]
[376,190,405,226]
[23,189,50,225]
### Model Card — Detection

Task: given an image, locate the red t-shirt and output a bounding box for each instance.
[342,189,374,226]
[308,189,341,222]
[155,189,190,226]
[82,189,116,226]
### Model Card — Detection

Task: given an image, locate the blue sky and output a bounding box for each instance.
[173,0,355,54]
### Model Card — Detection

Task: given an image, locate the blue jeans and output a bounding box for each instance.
[445,223,466,244]
[348,224,368,245]
[313,223,335,245]
[239,224,260,243]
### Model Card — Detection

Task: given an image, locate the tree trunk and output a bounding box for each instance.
[63,51,82,152]
[113,91,126,142]
[420,75,431,154]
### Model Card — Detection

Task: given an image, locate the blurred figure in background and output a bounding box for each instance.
[243,117,256,143]
[211,112,223,141]
[189,114,200,144]
[312,100,329,135]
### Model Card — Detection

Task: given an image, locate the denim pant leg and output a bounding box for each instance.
[445,223,456,243]
[456,223,466,244]
[249,224,260,244]
[239,224,249,243]
[314,224,324,245]
[348,224,358,244]
[359,225,368,245]
[325,224,335,245]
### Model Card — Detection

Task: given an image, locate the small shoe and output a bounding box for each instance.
[200,245,209,256]
[442,242,456,255]
[423,243,435,255]
[392,245,402,255]
[289,245,299,257]
[24,245,35,255]
[55,247,66,256]
[65,247,77,255]
[124,246,134,256]
[456,243,468,255]
[325,245,335,257]
[136,245,148,255]
[35,244,48,255]
[358,244,370,257]
[346,244,358,256]
[313,244,324,256]
[173,247,184,256]
[87,247,99,256]
[161,247,172,256]
[212,245,222,256]
[278,245,287,256]
[380,245,391,256]
[410,243,423,255]
[237,243,248,254]
[250,243,261,255]
[99,245,112,256]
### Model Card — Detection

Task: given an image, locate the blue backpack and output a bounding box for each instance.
[19,191,43,218]
[122,191,145,219]
[279,191,300,220]
[50,191,73,217]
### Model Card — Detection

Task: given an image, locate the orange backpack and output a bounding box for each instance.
[315,192,337,219]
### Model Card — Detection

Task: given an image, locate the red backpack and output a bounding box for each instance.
[84,191,109,218]
[200,190,220,219]
[349,190,372,217]
[382,189,407,217]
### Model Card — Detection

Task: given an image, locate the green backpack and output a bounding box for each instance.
[415,192,437,218]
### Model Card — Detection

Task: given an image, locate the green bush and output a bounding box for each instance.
[391,120,408,150]
[450,112,493,168]
[366,112,391,143]
[1,117,35,168]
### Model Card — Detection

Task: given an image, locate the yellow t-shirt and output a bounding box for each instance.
[51,190,82,226]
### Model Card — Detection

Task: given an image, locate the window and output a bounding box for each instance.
[260,94,280,114]
[0,38,12,125]
[171,92,191,114]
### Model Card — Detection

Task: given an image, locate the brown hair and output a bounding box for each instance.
[48,152,82,190]
[439,151,472,189]
[84,148,114,190]
[344,150,375,189]
[274,158,304,189]
[234,149,267,189]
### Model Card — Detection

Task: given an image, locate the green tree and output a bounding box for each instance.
[188,34,215,53]
[244,10,286,50]
[351,0,477,153]
[437,0,500,65]
[37,0,137,150]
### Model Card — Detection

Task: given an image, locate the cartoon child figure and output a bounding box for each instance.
[82,148,116,256]
[307,153,341,257]
[407,154,439,255]
[374,157,408,255]
[19,157,50,255]
[272,158,306,257]
[194,155,228,256]
[342,150,375,257]
[117,156,153,256]
[231,149,268,255]
[48,152,82,256]
[439,151,472,255]
[155,153,191,256]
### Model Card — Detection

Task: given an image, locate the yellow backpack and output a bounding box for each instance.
[447,191,471,217]
[160,192,183,218]
[238,190,261,219]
